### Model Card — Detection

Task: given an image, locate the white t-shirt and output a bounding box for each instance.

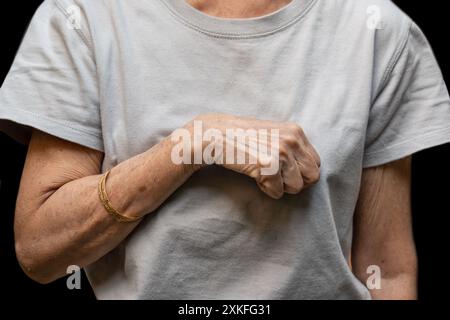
[1,0,450,299]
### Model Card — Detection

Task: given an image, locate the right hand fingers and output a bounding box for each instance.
[194,114,321,197]
[257,124,320,197]
[257,171,285,200]
[284,124,320,187]
[293,147,320,188]
[281,152,304,194]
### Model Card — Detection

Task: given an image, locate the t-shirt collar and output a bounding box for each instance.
[159,0,317,38]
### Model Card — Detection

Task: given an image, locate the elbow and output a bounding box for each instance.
[15,235,62,285]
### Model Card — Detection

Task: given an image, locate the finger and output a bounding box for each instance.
[291,137,321,185]
[299,128,321,168]
[296,158,320,187]
[305,144,321,168]
[282,152,304,194]
[257,170,284,199]
[293,136,321,169]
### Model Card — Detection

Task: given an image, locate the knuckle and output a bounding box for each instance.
[287,123,304,136]
[286,135,299,147]
[309,167,321,183]
[272,190,284,199]
[278,146,290,159]
[292,183,303,194]
[249,167,260,179]
[286,181,304,194]
[284,175,304,194]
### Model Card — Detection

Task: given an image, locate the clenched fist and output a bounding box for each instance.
[179,114,321,199]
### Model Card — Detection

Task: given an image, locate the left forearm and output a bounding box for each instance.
[354,262,417,299]
[371,273,417,300]
[352,157,418,300]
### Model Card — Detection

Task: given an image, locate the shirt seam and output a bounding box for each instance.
[53,0,94,52]
[9,106,102,138]
[157,0,318,39]
[373,20,413,100]
[364,126,450,156]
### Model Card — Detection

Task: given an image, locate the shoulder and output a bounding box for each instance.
[323,0,413,39]
[36,0,112,49]
[311,0,415,61]
[44,0,111,17]
[329,1,416,82]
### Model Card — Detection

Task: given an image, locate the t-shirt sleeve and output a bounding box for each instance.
[363,21,450,168]
[0,0,103,151]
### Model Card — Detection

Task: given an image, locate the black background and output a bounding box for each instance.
[0,0,449,301]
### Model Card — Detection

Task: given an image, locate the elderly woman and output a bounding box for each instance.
[0,0,449,300]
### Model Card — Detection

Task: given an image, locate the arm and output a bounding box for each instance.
[15,115,320,284]
[15,129,196,284]
[352,157,417,299]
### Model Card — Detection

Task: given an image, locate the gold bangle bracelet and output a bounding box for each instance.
[98,170,142,223]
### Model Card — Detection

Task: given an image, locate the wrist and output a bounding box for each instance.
[172,120,207,172]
